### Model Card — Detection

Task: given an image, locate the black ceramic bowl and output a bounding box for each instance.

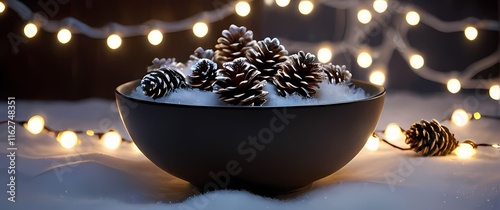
[116,80,385,195]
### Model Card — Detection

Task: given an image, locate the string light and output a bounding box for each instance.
[357,52,372,68]
[86,130,95,136]
[464,26,478,41]
[192,22,208,38]
[409,54,424,69]
[357,9,372,24]
[454,143,475,159]
[446,78,461,94]
[56,130,78,149]
[451,109,470,127]
[0,1,6,13]
[373,0,388,13]
[369,71,386,85]
[23,23,38,38]
[473,112,481,120]
[57,28,72,44]
[317,47,333,63]
[275,0,290,7]
[385,123,403,142]
[298,0,314,15]
[147,29,163,46]
[25,115,45,135]
[102,130,122,150]
[235,1,251,17]
[107,34,122,50]
[489,85,499,100]
[406,11,420,26]
[493,144,500,149]
[365,135,380,151]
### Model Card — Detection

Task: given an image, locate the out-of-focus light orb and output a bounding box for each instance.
[385,123,402,142]
[357,52,372,68]
[24,23,38,38]
[102,130,122,150]
[57,28,72,44]
[447,78,461,94]
[357,9,372,24]
[373,0,388,13]
[451,109,469,127]
[317,47,333,63]
[365,135,380,151]
[409,54,424,69]
[86,130,95,136]
[264,0,274,6]
[298,0,314,15]
[275,0,290,7]
[148,29,163,46]
[0,2,6,13]
[107,34,122,50]
[473,112,481,120]
[406,11,420,26]
[26,115,45,134]
[454,143,475,159]
[369,71,385,85]
[489,85,500,100]
[57,131,78,149]
[464,26,478,41]
[193,22,208,38]
[235,1,251,17]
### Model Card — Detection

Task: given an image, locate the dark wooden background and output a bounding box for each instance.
[0,0,498,100]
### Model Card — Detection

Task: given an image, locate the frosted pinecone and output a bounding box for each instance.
[147,58,185,72]
[141,67,187,99]
[188,59,218,91]
[214,25,256,65]
[323,64,352,84]
[273,51,323,97]
[246,37,288,81]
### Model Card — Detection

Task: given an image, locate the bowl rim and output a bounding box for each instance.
[116,79,385,109]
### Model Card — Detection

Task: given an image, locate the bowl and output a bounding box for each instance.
[115,79,385,195]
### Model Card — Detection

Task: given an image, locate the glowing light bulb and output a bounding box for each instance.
[357,9,372,24]
[454,143,475,159]
[86,130,95,136]
[365,135,380,151]
[235,1,251,17]
[406,11,420,26]
[409,54,424,69]
[275,0,290,7]
[57,28,72,44]
[357,52,372,68]
[464,27,478,41]
[298,0,314,15]
[473,112,481,120]
[492,144,500,149]
[264,0,274,6]
[25,115,45,135]
[369,71,385,85]
[451,109,470,127]
[107,34,122,50]
[24,23,38,38]
[373,0,387,13]
[0,2,6,13]
[446,78,461,94]
[489,85,499,100]
[317,47,332,63]
[192,22,208,38]
[147,29,163,46]
[385,123,402,142]
[57,131,78,149]
[102,130,122,150]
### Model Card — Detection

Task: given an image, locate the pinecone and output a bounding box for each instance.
[246,37,288,81]
[273,51,323,97]
[323,63,352,84]
[189,47,215,61]
[405,119,459,156]
[141,67,187,99]
[216,58,268,106]
[188,58,218,91]
[147,58,185,72]
[214,25,256,66]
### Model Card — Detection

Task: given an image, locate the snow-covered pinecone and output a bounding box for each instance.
[273,51,323,97]
[246,37,288,81]
[141,67,187,99]
[323,63,352,84]
[188,58,218,91]
[405,119,459,156]
[214,25,256,66]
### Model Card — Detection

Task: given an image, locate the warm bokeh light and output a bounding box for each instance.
[102,130,122,150]
[385,123,402,142]
[454,143,475,159]
[489,85,500,100]
[86,130,95,136]
[235,1,251,17]
[357,52,372,68]
[357,9,372,24]
[57,131,78,149]
[409,54,424,69]
[317,47,333,63]
[193,22,208,38]
[57,28,72,44]
[23,23,38,38]
[446,78,461,94]
[406,11,420,26]
[493,144,500,149]
[473,112,481,120]
[107,34,122,50]
[369,71,385,85]
[298,0,314,15]
[25,115,45,135]
[275,0,290,7]
[464,26,478,41]
[365,135,380,151]
[373,0,388,13]
[147,29,163,46]
[451,109,470,127]
[0,2,6,13]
